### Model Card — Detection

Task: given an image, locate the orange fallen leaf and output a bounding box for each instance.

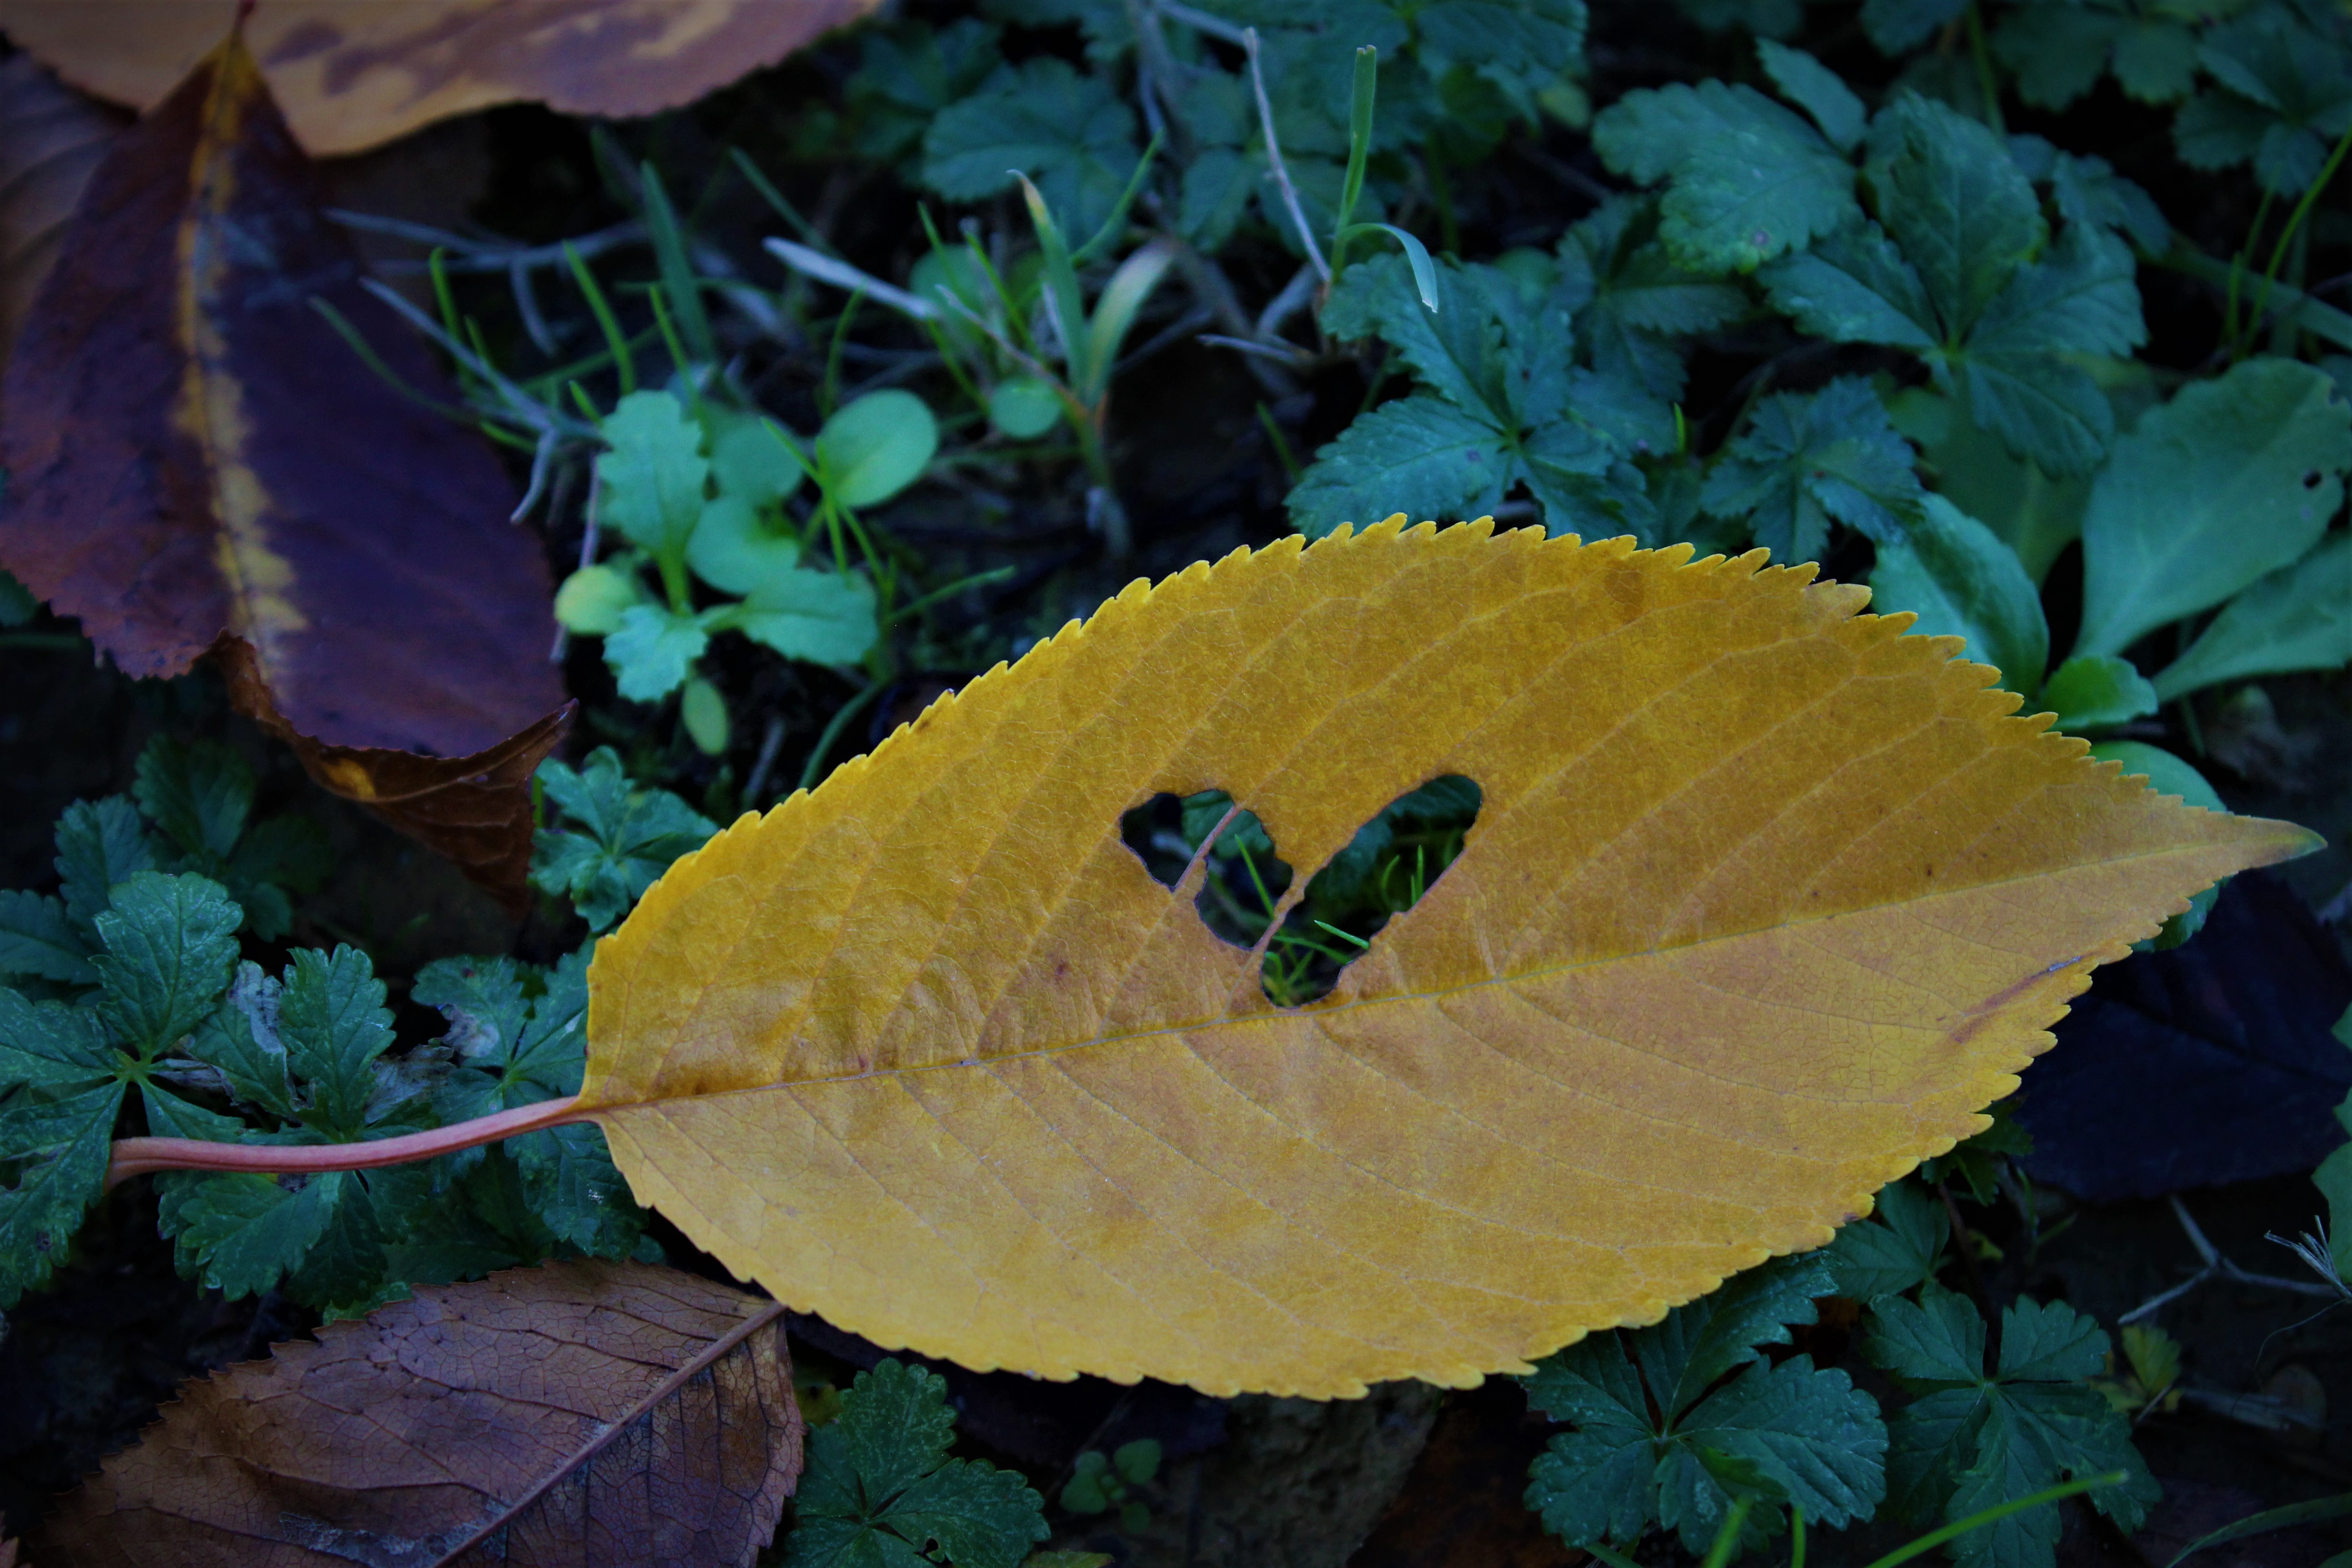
[0,35,568,909]
[0,0,884,157]
[27,1261,802,1567]
[0,54,120,369]
[575,519,2314,1398]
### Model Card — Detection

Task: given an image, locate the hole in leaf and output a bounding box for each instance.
[1117,777,1483,1007]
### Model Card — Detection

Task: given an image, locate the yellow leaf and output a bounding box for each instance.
[578,519,2314,1398]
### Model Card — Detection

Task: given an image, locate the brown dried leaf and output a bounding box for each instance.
[0,54,121,368]
[28,1261,804,1568]
[0,0,883,156]
[0,35,568,909]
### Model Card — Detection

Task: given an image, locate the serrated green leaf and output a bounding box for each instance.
[1595,80,1858,272]
[412,955,532,1068]
[2174,9,2352,195]
[1700,377,1925,559]
[165,1169,345,1299]
[0,1079,121,1307]
[1861,0,1965,54]
[1558,198,1745,401]
[1759,40,1866,151]
[2151,533,2352,701]
[532,750,715,932]
[2076,357,2352,657]
[0,989,113,1090]
[1759,221,1940,349]
[1324,254,1514,424]
[285,1171,390,1311]
[184,961,295,1118]
[91,872,240,1059]
[883,1460,1054,1568]
[0,892,95,987]
[1287,395,1512,539]
[1996,1296,2110,1382]
[1823,1179,1951,1301]
[1993,7,2122,109]
[922,58,1142,239]
[1676,1356,1888,1537]
[1522,1256,1869,1553]
[1867,1285,2158,1568]
[597,391,710,563]
[278,946,396,1136]
[1945,351,2118,480]
[55,796,156,934]
[788,1358,1049,1568]
[512,1122,644,1257]
[1870,94,2046,338]
[730,568,880,666]
[2040,654,2157,731]
[604,604,710,702]
[1863,1283,1986,1386]
[133,736,253,866]
[1870,493,2050,691]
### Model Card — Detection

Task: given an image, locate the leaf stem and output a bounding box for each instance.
[2240,116,2352,357]
[107,1095,590,1189]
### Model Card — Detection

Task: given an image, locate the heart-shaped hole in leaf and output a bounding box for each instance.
[1122,777,1484,1005]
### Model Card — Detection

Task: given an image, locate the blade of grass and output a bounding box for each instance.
[639,162,716,363]
[1331,46,1379,274]
[566,240,637,395]
[1862,1474,2123,1568]
[1069,129,1166,267]
[1017,172,1092,390]
[731,148,837,255]
[1334,223,1440,311]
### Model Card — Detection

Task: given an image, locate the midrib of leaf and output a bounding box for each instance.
[175,41,309,682]
[425,1297,788,1567]
[604,837,2275,1108]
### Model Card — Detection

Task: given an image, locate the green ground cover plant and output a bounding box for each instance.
[2,0,2352,1560]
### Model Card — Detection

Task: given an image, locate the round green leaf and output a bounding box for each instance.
[706,408,804,509]
[553,564,643,636]
[988,376,1063,440]
[818,390,939,508]
[687,495,801,598]
[682,677,730,756]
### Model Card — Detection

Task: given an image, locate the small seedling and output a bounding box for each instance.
[1060,1439,1161,1534]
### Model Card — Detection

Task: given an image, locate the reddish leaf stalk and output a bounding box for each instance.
[105,1094,590,1188]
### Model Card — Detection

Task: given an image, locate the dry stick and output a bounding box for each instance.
[2119,1195,2340,1323]
[106,1095,590,1188]
[1243,28,1329,284]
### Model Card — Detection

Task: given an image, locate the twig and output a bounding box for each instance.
[1118,304,1217,372]
[2120,1196,2342,1323]
[1255,262,1320,340]
[328,211,642,271]
[1199,333,1311,365]
[743,713,789,807]
[510,429,559,522]
[510,257,559,357]
[1243,28,1329,283]
[552,468,602,662]
[765,237,940,320]
[1155,0,1249,45]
